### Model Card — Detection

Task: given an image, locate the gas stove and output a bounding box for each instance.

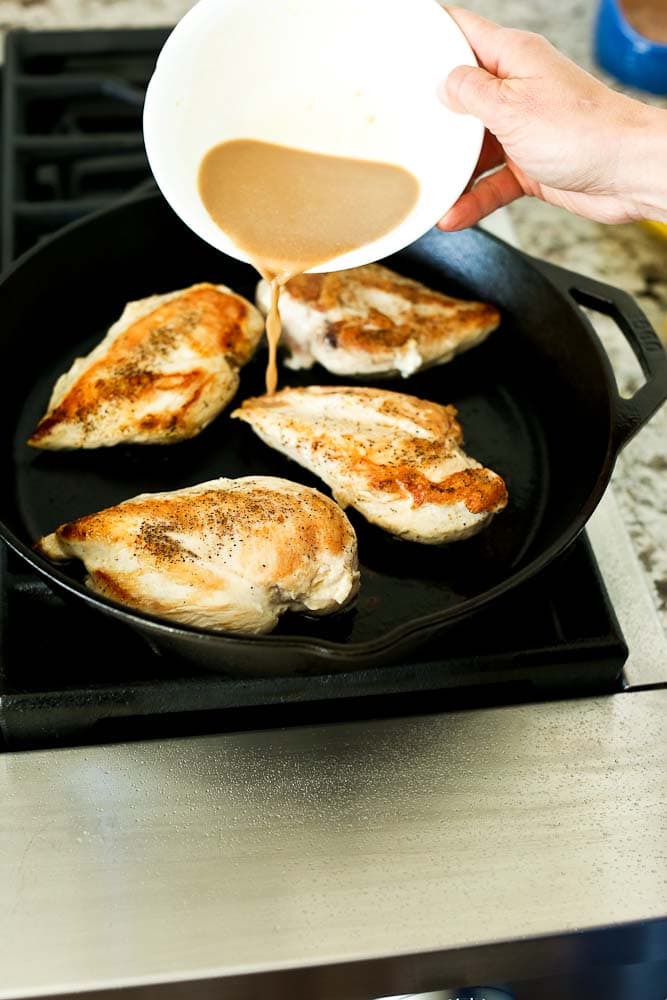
[0,27,664,753]
[2,26,666,1000]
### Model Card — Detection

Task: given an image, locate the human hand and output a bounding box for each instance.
[439,7,667,229]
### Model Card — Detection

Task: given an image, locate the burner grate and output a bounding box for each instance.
[2,28,168,268]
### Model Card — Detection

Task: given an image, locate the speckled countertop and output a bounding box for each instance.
[1,0,666,627]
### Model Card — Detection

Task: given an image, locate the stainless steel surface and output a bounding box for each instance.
[1,689,666,999]
[587,489,667,687]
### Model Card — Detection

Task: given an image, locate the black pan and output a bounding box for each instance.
[1,193,665,674]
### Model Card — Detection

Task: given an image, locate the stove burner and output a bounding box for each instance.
[1,28,168,267]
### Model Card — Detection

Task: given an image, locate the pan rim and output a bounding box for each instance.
[0,192,620,662]
[3,489,611,661]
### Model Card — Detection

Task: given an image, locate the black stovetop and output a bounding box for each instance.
[1,27,168,269]
[0,27,627,750]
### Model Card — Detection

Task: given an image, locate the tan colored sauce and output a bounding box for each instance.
[264,276,283,395]
[621,0,667,42]
[198,138,419,393]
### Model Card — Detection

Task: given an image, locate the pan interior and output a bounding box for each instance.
[3,196,610,647]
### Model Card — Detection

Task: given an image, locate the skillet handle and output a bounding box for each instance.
[529,256,667,450]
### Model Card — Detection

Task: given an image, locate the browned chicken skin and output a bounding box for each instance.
[29,283,264,449]
[255,263,500,378]
[235,386,508,544]
[35,476,360,634]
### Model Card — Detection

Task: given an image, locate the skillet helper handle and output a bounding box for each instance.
[530,257,667,450]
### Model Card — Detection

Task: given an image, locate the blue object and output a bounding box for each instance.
[595,0,667,95]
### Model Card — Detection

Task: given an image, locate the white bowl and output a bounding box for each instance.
[143,0,483,273]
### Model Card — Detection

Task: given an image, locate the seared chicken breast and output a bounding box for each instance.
[256,264,500,378]
[29,283,264,450]
[35,476,359,634]
[234,387,507,544]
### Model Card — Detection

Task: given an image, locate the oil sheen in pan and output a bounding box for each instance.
[15,315,546,646]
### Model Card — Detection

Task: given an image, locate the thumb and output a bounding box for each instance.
[440,64,505,124]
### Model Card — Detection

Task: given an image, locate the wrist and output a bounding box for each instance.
[617,102,667,223]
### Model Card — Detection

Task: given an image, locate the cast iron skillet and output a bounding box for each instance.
[1,193,665,674]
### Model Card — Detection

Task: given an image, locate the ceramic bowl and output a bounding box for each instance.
[143,0,483,272]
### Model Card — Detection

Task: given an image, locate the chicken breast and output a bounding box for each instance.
[234,387,508,544]
[35,476,359,634]
[29,283,264,450]
[255,264,500,378]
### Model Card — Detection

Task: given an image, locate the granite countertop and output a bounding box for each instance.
[1,0,666,627]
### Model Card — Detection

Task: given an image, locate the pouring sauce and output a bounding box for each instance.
[198,138,419,393]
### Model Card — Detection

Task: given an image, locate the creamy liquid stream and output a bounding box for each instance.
[198,139,420,393]
[264,276,283,395]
